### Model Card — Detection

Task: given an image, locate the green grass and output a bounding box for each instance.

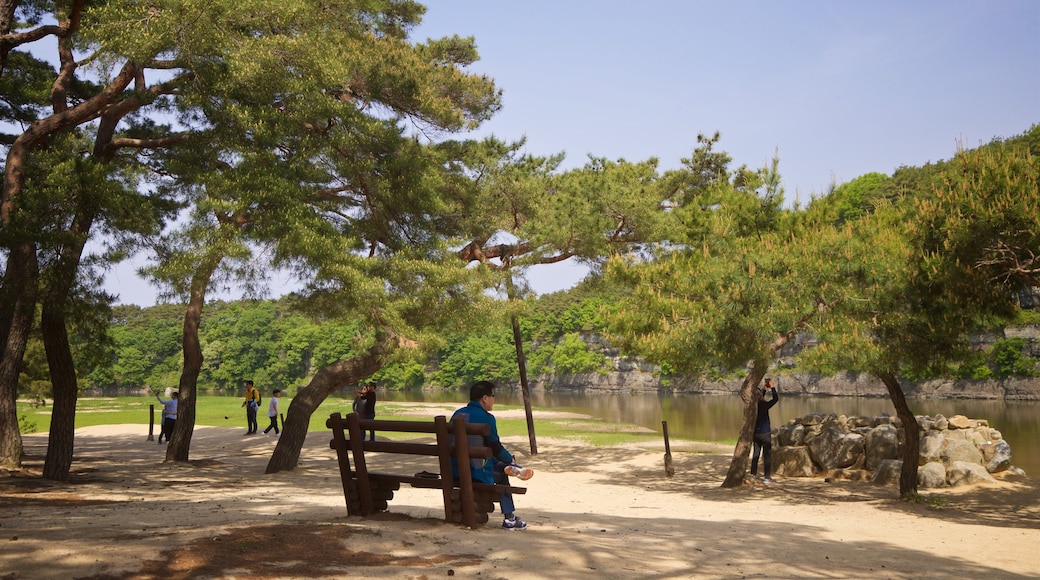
[16,395,360,435]
[16,398,682,448]
[378,402,685,447]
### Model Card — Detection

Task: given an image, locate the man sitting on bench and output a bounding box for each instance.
[451,380,532,530]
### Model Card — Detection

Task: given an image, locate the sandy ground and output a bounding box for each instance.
[1,417,1039,580]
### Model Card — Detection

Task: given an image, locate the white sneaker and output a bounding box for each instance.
[502,515,527,530]
[505,465,534,481]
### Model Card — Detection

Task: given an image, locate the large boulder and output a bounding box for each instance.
[947,414,974,429]
[773,446,815,477]
[918,432,945,464]
[941,439,984,465]
[872,459,902,485]
[800,413,829,426]
[979,439,1012,473]
[808,420,865,470]
[947,461,998,485]
[932,414,950,431]
[864,423,899,471]
[777,422,805,447]
[918,462,947,489]
[801,424,823,446]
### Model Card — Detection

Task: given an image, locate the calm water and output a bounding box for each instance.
[375,389,1040,477]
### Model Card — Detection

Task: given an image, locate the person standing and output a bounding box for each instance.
[361,385,377,441]
[751,377,780,483]
[451,380,532,530]
[352,386,367,416]
[241,380,261,435]
[155,390,178,444]
[263,389,282,436]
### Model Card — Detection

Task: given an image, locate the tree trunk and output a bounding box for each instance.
[721,328,801,488]
[40,281,78,482]
[265,336,393,474]
[166,254,222,463]
[878,371,920,500]
[40,196,96,481]
[720,368,767,488]
[0,245,39,469]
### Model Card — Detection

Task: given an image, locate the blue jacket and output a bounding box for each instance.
[450,401,514,484]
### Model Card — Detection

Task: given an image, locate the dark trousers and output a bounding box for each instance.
[363,413,375,441]
[264,415,279,434]
[246,408,258,433]
[493,461,517,515]
[159,417,175,442]
[751,432,772,477]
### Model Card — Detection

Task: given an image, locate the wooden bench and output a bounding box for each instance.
[326,412,527,528]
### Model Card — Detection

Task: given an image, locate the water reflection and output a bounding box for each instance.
[371,389,1039,476]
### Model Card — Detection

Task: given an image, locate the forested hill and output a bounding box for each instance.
[64,280,1039,398]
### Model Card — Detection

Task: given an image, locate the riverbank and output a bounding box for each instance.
[2,420,1038,579]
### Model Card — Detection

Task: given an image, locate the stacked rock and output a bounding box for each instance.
[771,413,1018,488]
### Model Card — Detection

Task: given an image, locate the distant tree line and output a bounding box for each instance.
[20,274,1036,401]
[20,282,619,397]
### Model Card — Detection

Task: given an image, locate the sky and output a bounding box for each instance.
[104,0,1040,305]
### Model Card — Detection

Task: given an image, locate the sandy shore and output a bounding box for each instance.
[1,421,1038,579]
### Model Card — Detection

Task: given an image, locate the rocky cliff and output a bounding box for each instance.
[530,326,1040,400]
[540,370,1040,400]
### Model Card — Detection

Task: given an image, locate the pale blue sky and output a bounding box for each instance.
[418,0,1037,196]
[414,0,1039,293]
[105,0,1039,303]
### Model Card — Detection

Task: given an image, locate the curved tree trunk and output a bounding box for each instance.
[41,274,79,482]
[166,253,222,463]
[720,368,766,488]
[878,371,920,500]
[41,301,76,482]
[265,335,394,474]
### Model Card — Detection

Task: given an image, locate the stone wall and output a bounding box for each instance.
[771,413,1019,487]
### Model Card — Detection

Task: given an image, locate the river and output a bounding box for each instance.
[377,389,1040,478]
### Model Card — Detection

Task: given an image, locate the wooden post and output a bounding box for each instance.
[452,416,478,528]
[346,412,374,515]
[327,413,356,514]
[511,313,538,455]
[663,420,675,477]
[147,404,155,441]
[434,416,455,522]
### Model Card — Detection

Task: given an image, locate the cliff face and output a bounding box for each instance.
[538,370,1040,400]
[530,326,1040,400]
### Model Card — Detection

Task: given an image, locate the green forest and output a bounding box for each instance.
[2,2,1038,493]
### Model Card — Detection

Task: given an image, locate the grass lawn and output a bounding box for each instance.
[15,396,716,448]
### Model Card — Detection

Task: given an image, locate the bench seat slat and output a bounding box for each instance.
[365,471,527,494]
